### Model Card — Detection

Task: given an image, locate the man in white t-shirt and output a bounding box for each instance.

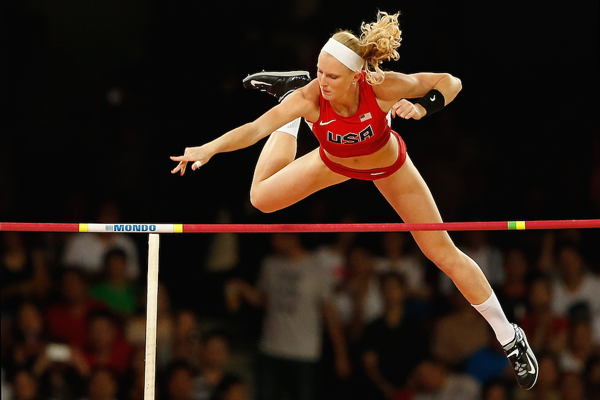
[226,233,350,400]
[551,244,600,342]
[61,200,139,279]
[61,233,139,279]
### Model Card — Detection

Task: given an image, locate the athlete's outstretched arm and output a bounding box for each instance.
[170,90,311,175]
[375,72,462,120]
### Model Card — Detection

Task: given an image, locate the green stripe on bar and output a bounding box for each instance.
[508,221,526,230]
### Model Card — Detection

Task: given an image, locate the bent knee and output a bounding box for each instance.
[250,187,279,214]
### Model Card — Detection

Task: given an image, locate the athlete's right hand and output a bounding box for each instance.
[391,98,424,120]
[170,145,213,176]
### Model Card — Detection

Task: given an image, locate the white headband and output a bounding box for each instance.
[321,38,365,72]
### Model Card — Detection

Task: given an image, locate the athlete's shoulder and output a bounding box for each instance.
[372,71,415,101]
[286,79,320,121]
[299,79,321,102]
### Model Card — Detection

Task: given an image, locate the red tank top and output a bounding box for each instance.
[309,71,392,158]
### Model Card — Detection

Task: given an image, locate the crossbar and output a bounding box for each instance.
[1,219,599,233]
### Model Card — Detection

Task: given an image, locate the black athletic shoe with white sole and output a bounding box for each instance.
[503,324,539,390]
[243,71,311,102]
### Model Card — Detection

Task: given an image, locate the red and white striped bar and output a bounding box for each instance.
[1,219,599,233]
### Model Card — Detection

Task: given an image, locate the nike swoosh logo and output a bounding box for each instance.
[371,172,386,176]
[430,95,436,101]
[251,80,271,86]
[507,349,519,358]
[319,120,336,126]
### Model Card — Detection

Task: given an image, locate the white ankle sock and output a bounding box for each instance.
[274,117,301,138]
[472,291,516,346]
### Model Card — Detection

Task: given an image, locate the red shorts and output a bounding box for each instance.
[319,130,407,181]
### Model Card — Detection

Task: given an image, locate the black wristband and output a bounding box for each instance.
[415,89,445,116]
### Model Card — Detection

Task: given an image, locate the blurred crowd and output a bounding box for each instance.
[2,199,599,400]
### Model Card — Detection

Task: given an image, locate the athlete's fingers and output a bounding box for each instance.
[398,103,418,119]
[171,156,189,175]
[392,103,405,118]
[403,107,416,119]
[393,100,414,119]
[171,162,181,174]
[192,161,202,171]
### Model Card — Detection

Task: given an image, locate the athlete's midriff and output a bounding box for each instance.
[323,131,399,170]
[318,130,407,181]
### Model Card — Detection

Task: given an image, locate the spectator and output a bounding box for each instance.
[374,231,429,300]
[551,244,600,337]
[559,372,586,400]
[559,319,600,374]
[514,353,560,400]
[123,346,145,400]
[61,200,140,281]
[7,301,48,376]
[32,343,90,400]
[407,359,480,400]
[585,356,600,400]
[46,269,107,348]
[481,381,508,400]
[360,273,429,400]
[209,374,247,400]
[1,315,13,371]
[11,369,41,400]
[169,310,202,367]
[496,247,530,323]
[430,287,491,368]
[1,232,51,316]
[313,214,359,287]
[90,248,139,316]
[79,368,119,400]
[335,246,384,344]
[225,232,350,400]
[163,361,196,400]
[1,368,12,400]
[192,331,236,400]
[464,328,510,387]
[520,277,568,354]
[82,310,133,377]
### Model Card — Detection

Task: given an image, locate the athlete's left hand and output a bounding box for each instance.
[391,99,426,120]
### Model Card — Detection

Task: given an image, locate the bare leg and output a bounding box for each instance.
[373,154,545,392]
[250,132,349,213]
[252,131,298,185]
[374,154,491,304]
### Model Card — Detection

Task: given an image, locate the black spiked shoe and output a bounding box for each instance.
[243,71,311,102]
[503,324,539,390]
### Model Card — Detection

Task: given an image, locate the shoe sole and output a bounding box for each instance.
[518,326,539,390]
[243,70,311,83]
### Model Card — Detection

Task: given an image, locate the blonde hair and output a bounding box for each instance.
[331,11,402,85]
